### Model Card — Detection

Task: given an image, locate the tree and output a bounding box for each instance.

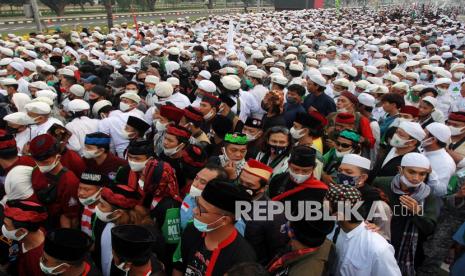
[104,0,113,28]
[39,0,93,16]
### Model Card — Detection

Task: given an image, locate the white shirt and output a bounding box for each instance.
[334,222,401,276]
[29,117,64,139]
[17,77,30,96]
[15,128,31,156]
[436,92,453,118]
[65,116,99,155]
[100,222,115,276]
[424,148,456,197]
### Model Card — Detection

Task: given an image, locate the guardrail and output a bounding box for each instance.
[0,6,274,26]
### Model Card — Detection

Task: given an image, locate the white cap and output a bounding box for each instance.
[358,93,375,108]
[426,122,451,143]
[68,99,90,112]
[168,47,180,56]
[199,70,211,80]
[392,82,409,91]
[36,90,57,101]
[365,65,378,75]
[120,92,141,104]
[435,77,452,86]
[221,76,241,90]
[341,154,371,170]
[12,93,31,112]
[289,62,304,72]
[92,100,112,117]
[422,96,437,108]
[333,78,350,88]
[42,64,56,73]
[4,112,31,126]
[271,75,288,86]
[401,152,430,169]
[155,81,174,98]
[58,68,75,77]
[0,78,18,86]
[69,84,85,97]
[308,74,327,87]
[246,70,265,79]
[9,62,24,74]
[24,101,51,115]
[398,121,426,141]
[198,80,217,93]
[145,75,160,84]
[167,77,180,87]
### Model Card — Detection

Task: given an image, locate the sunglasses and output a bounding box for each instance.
[336,141,352,148]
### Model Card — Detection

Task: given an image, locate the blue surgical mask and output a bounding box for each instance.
[336,173,359,186]
[193,217,224,232]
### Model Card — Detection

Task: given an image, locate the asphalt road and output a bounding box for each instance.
[0,8,257,33]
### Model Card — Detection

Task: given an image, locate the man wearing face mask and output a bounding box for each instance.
[65,99,99,156]
[150,103,184,156]
[422,122,456,197]
[111,225,164,276]
[121,115,151,141]
[373,153,438,275]
[449,64,465,98]
[180,105,210,148]
[268,146,328,204]
[30,134,80,229]
[78,171,109,237]
[118,92,144,118]
[82,132,128,176]
[217,94,243,132]
[323,130,362,180]
[144,75,160,107]
[24,101,63,139]
[446,112,465,168]
[2,200,48,276]
[239,159,289,265]
[369,121,425,182]
[199,94,221,134]
[336,154,392,240]
[283,84,306,128]
[40,228,96,276]
[177,179,256,276]
[435,77,453,118]
[209,132,248,180]
[243,117,264,159]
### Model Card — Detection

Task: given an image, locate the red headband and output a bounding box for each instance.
[101,187,141,209]
[167,126,191,139]
[335,112,355,124]
[0,139,16,150]
[449,112,465,122]
[4,207,48,223]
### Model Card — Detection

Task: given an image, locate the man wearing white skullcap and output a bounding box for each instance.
[338,153,392,239]
[24,102,63,139]
[156,81,190,109]
[2,165,35,204]
[191,80,216,108]
[65,99,99,155]
[303,73,337,116]
[7,61,30,96]
[369,121,425,181]
[373,151,438,275]
[422,123,456,197]
[3,112,34,153]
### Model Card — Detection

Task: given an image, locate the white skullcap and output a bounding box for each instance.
[0,58,12,66]
[23,61,36,72]
[435,77,452,86]
[69,84,85,97]
[92,100,112,117]
[0,78,18,86]
[68,99,90,112]
[422,96,437,108]
[392,82,409,91]
[426,122,451,143]
[401,152,430,169]
[262,58,274,65]
[120,92,141,104]
[4,112,31,126]
[384,74,400,83]
[221,76,241,90]
[32,96,53,106]
[355,80,370,89]
[3,165,34,204]
[168,47,180,56]
[342,65,357,77]
[42,64,56,73]
[333,78,350,88]
[289,62,304,72]
[24,101,51,115]
[167,77,180,87]
[364,65,378,75]
[198,70,211,80]
[341,154,371,170]
[319,66,334,76]
[11,93,31,112]
[358,93,375,108]
[271,75,288,86]
[198,80,217,93]
[398,121,426,141]
[36,90,57,101]
[145,75,160,84]
[58,68,75,77]
[309,74,327,87]
[155,81,174,98]
[9,62,24,74]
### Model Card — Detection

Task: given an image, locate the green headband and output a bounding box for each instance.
[224,133,248,145]
[339,130,360,143]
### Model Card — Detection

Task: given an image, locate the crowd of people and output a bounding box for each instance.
[0,4,465,276]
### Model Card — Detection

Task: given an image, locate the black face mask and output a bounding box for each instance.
[243,185,262,198]
[269,144,287,155]
[6,126,18,135]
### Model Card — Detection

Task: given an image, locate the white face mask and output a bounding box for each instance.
[121,128,136,140]
[119,102,131,112]
[39,261,67,275]
[82,149,101,159]
[37,157,59,173]
[128,159,148,172]
[337,107,349,113]
[79,189,101,206]
[420,72,428,80]
[289,169,311,184]
[1,225,27,241]
[116,261,129,274]
[163,144,183,157]
[449,125,465,136]
[454,72,464,80]
[400,173,423,188]
[203,109,215,120]
[335,149,352,158]
[402,79,412,86]
[195,79,200,86]
[125,89,138,94]
[421,137,434,148]
[155,120,167,132]
[389,133,412,148]
[290,127,305,140]
[437,87,448,95]
[189,185,203,197]
[95,206,117,222]
[245,132,258,142]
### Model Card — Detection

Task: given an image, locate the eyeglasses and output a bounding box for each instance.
[195,197,226,217]
[336,141,352,148]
